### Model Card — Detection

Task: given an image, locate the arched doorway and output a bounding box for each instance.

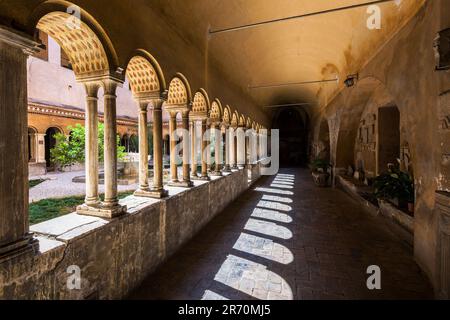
[121,134,130,152]
[129,134,139,153]
[272,107,309,167]
[45,127,61,168]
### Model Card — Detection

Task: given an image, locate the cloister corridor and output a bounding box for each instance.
[129,168,433,300]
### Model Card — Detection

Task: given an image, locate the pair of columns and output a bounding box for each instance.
[190,120,237,179]
[167,110,193,188]
[76,80,127,218]
[191,119,211,180]
[134,98,168,198]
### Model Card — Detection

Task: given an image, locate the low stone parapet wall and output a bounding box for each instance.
[0,164,263,299]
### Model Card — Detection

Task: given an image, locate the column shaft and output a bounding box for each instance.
[224,126,231,172]
[0,31,38,259]
[138,102,150,191]
[169,112,179,182]
[191,120,197,177]
[152,101,164,191]
[84,82,100,206]
[182,111,191,184]
[201,119,209,179]
[103,80,119,208]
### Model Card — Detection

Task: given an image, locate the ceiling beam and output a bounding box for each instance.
[209,0,394,35]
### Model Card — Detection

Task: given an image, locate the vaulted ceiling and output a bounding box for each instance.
[0,0,425,123]
[152,0,425,111]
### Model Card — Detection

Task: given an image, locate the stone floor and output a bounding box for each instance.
[128,168,434,300]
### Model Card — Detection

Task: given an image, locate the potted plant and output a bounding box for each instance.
[310,158,331,187]
[373,164,414,214]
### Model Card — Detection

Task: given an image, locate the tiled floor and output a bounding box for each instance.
[128,168,434,300]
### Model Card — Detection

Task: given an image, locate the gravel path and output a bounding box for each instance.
[29,171,138,203]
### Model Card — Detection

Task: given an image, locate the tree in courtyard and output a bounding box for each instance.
[50,123,126,168]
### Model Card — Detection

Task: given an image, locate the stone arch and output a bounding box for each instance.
[222,105,232,125]
[192,88,210,116]
[29,1,119,79]
[231,111,239,128]
[238,114,246,127]
[45,126,62,168]
[166,73,192,107]
[335,76,397,170]
[246,117,252,129]
[125,49,166,98]
[210,99,223,122]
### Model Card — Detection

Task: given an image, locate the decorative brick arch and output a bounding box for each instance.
[191,89,210,118]
[246,117,252,129]
[125,50,166,98]
[29,2,119,79]
[222,105,232,125]
[210,99,223,123]
[239,114,246,127]
[231,111,239,128]
[166,73,192,107]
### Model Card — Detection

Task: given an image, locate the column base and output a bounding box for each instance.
[77,203,127,219]
[0,234,39,263]
[192,175,210,181]
[168,180,194,188]
[210,171,223,177]
[134,188,168,199]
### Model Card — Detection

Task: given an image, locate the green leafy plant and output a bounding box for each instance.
[309,158,331,173]
[373,165,414,204]
[50,123,126,168]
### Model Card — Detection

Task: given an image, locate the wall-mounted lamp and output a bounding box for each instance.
[344,74,359,87]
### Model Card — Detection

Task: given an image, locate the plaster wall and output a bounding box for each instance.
[311,0,450,290]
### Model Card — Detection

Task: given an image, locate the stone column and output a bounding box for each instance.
[223,125,231,172]
[211,123,222,176]
[230,127,237,169]
[29,132,37,162]
[78,81,101,210]
[181,111,193,187]
[0,26,39,261]
[102,79,125,216]
[169,112,179,183]
[36,133,46,164]
[136,101,150,192]
[206,128,212,171]
[236,127,245,168]
[190,120,197,178]
[200,119,210,180]
[135,98,168,198]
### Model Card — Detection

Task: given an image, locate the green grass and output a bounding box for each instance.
[29,179,46,188]
[29,191,133,225]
